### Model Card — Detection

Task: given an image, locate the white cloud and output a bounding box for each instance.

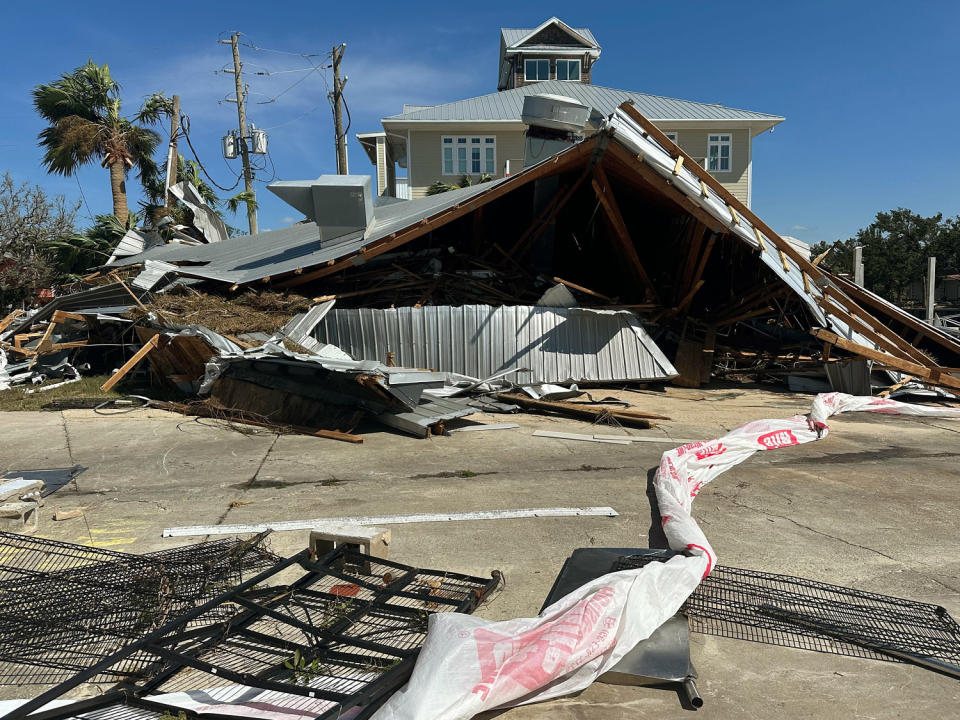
[791,224,810,232]
[281,216,295,224]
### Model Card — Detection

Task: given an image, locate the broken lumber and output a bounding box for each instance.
[498,392,669,428]
[811,329,960,391]
[101,335,163,391]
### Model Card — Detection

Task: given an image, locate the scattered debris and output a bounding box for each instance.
[0,531,279,685]
[5,545,500,720]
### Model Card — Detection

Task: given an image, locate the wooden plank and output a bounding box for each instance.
[552,276,616,303]
[277,137,602,288]
[498,392,669,425]
[504,189,565,258]
[672,156,684,175]
[673,280,705,315]
[672,338,705,388]
[101,335,162,392]
[0,311,24,335]
[778,249,791,273]
[311,280,424,303]
[817,295,932,366]
[591,165,659,302]
[811,329,960,391]
[676,221,705,301]
[829,273,960,359]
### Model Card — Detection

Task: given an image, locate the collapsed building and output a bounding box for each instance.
[3,100,959,431]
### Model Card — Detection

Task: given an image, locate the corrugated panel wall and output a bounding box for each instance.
[313,305,677,384]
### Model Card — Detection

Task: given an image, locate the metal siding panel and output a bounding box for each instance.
[314,305,676,384]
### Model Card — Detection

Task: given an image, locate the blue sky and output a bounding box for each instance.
[1,1,958,246]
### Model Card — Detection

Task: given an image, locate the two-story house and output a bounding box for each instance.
[358,17,783,208]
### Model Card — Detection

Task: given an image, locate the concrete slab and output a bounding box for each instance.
[1,385,958,718]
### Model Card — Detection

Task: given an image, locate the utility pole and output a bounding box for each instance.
[164,94,180,209]
[330,43,348,174]
[230,33,258,234]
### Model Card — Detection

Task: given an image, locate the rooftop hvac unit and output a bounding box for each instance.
[268,175,374,244]
[521,94,590,133]
[222,132,237,159]
[250,127,268,155]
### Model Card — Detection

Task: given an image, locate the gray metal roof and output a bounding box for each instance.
[313,305,678,385]
[501,25,598,48]
[109,180,508,285]
[384,81,783,124]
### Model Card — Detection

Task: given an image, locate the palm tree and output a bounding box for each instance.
[32,61,163,227]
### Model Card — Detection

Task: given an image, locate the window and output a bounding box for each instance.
[556,59,581,81]
[524,59,549,81]
[663,131,678,144]
[706,133,732,172]
[442,136,496,175]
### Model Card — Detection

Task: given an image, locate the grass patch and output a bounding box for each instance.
[0,375,129,412]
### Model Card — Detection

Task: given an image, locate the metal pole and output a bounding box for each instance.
[926,256,937,324]
[332,43,348,174]
[231,33,258,234]
[853,245,864,287]
[164,94,180,209]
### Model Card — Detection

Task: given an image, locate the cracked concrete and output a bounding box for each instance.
[1,384,959,718]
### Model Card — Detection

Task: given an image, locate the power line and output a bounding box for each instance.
[180,114,242,192]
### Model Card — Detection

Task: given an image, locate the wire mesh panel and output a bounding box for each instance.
[5,547,500,720]
[0,532,279,684]
[613,555,960,671]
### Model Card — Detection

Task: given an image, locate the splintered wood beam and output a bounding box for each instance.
[713,306,775,327]
[802,272,812,294]
[673,280,705,315]
[672,156,684,175]
[311,279,425,303]
[817,294,933,367]
[677,222,706,303]
[812,329,960,391]
[591,164,659,303]
[552,276,616,303]
[101,335,164,392]
[778,249,791,273]
[753,226,767,252]
[685,233,717,301]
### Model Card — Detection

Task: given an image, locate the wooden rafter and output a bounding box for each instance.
[591,164,659,303]
[812,329,960,391]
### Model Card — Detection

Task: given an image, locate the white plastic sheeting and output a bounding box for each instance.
[372,393,960,720]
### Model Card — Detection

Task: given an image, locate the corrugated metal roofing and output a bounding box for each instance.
[313,305,678,384]
[109,180,508,285]
[383,81,784,124]
[501,25,599,48]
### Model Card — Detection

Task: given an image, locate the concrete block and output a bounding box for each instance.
[309,523,391,563]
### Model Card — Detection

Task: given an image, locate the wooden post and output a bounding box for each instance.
[165,94,181,208]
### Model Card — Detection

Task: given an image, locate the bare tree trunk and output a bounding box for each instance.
[109,161,128,226]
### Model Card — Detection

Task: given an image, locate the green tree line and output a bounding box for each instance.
[810,209,960,305]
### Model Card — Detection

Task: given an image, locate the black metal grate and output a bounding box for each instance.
[613,555,960,671]
[4,546,500,720]
[0,532,279,684]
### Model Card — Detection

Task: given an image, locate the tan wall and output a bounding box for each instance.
[665,128,750,206]
[409,129,527,199]
[408,126,751,206]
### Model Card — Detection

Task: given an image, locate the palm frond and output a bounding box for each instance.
[226,190,258,214]
[136,92,175,125]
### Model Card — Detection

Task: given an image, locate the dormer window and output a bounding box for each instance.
[524,59,550,81]
[556,59,581,81]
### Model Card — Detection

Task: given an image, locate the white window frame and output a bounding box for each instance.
[441,135,497,176]
[662,131,678,144]
[524,58,550,81]
[555,58,581,81]
[706,133,732,173]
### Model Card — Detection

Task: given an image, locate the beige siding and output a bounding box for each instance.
[408,126,752,206]
[409,130,526,199]
[667,129,750,206]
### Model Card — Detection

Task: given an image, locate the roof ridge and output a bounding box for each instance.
[583,81,786,120]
